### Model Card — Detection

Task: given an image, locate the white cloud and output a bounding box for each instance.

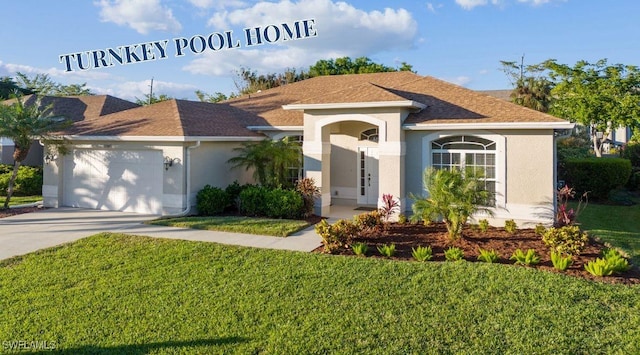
[1,61,112,82]
[95,0,182,34]
[456,0,562,10]
[426,2,444,13]
[96,79,198,101]
[188,0,246,9]
[187,0,418,76]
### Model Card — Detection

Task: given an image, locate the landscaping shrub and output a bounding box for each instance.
[550,251,572,271]
[378,193,400,223]
[564,158,632,200]
[477,248,500,263]
[196,185,230,216]
[377,244,396,257]
[478,219,489,233]
[556,135,591,181]
[264,188,304,219]
[444,247,464,262]
[295,177,320,218]
[602,249,631,274]
[510,249,540,266]
[314,219,358,253]
[584,258,614,277]
[0,165,43,196]
[411,246,432,262]
[351,242,368,256]
[626,168,640,191]
[542,226,589,256]
[621,142,640,167]
[238,185,269,216]
[504,219,517,233]
[225,181,250,211]
[353,211,383,235]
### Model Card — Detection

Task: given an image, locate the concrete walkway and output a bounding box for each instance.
[0,207,323,261]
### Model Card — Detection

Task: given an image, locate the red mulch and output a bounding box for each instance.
[316,222,640,285]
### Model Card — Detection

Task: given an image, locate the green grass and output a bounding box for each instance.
[1,233,639,354]
[1,195,42,206]
[147,216,310,237]
[574,199,640,265]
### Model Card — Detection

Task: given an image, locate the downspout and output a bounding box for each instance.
[162,140,201,217]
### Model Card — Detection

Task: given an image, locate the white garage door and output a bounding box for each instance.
[63,149,163,214]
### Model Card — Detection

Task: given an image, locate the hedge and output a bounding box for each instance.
[564,158,632,199]
[621,142,640,167]
[196,185,230,215]
[238,185,304,219]
[0,165,43,196]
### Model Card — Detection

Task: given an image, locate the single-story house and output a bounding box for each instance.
[35,71,573,225]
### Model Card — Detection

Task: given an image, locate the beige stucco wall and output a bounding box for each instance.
[404,129,556,225]
[190,141,255,192]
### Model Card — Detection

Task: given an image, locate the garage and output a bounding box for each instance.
[63,149,164,214]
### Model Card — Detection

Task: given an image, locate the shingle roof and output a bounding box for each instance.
[226,71,422,125]
[64,99,266,137]
[228,72,567,125]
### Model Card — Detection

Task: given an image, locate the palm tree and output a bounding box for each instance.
[0,93,69,208]
[228,137,301,187]
[510,76,553,113]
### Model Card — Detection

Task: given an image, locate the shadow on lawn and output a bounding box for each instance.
[31,337,248,354]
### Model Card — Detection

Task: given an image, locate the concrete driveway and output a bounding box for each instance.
[0,208,157,260]
[0,207,323,261]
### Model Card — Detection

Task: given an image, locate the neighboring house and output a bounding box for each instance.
[36,72,573,225]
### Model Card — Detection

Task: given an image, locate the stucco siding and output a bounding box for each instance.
[190,142,254,193]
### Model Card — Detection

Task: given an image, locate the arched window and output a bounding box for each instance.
[431,135,496,206]
[360,128,379,142]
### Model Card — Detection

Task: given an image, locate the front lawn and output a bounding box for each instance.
[1,233,639,354]
[147,215,311,237]
[574,198,640,265]
[1,195,42,206]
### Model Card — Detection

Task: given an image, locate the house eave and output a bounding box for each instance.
[246,126,303,131]
[403,121,575,131]
[58,135,265,142]
[283,100,427,111]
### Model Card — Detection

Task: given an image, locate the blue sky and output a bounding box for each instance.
[1,0,638,102]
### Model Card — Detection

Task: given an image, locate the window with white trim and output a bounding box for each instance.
[283,135,303,185]
[431,135,496,206]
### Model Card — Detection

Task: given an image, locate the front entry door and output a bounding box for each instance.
[357,147,379,205]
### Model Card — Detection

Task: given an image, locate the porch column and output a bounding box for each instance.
[303,125,331,216]
[378,140,405,220]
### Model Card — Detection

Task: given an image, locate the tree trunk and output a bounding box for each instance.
[3,160,21,209]
[592,134,602,158]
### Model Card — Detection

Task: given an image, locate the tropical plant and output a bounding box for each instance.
[534,224,547,236]
[444,247,464,262]
[510,249,540,266]
[477,249,500,263]
[351,242,368,257]
[410,167,493,241]
[0,93,70,208]
[353,211,383,236]
[228,137,301,188]
[378,193,400,223]
[397,214,407,224]
[478,219,490,233]
[377,244,396,258]
[550,251,572,271]
[500,58,553,112]
[555,185,588,227]
[602,249,631,274]
[504,219,518,233]
[542,226,590,256]
[295,177,320,217]
[584,258,614,277]
[411,246,433,262]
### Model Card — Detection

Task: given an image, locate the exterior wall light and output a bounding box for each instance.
[44,153,58,164]
[164,156,180,170]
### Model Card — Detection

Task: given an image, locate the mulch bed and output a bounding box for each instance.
[316,222,640,285]
[0,206,42,218]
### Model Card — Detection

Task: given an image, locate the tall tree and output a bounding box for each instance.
[542,59,640,157]
[14,72,93,96]
[500,58,552,112]
[0,77,32,99]
[195,90,231,103]
[134,93,173,106]
[0,93,70,208]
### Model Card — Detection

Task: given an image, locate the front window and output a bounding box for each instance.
[360,128,379,142]
[431,135,496,206]
[283,135,303,185]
